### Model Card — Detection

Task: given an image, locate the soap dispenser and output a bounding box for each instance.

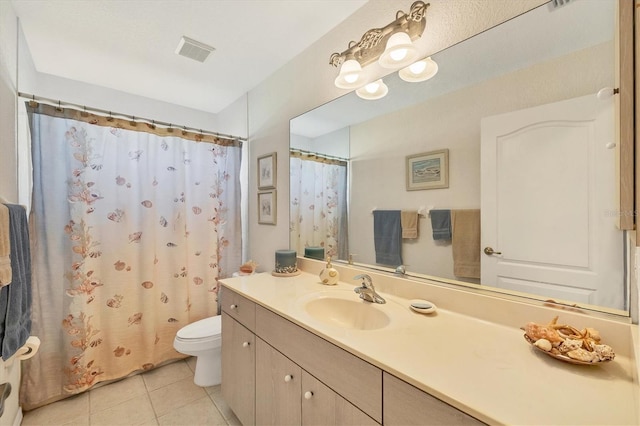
[319,256,339,285]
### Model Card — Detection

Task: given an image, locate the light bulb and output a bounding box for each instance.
[399,57,439,83]
[365,82,380,94]
[409,60,427,74]
[378,32,418,69]
[334,59,363,89]
[390,48,408,62]
[356,79,388,100]
[344,73,358,84]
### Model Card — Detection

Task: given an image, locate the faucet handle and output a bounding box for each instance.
[353,274,373,288]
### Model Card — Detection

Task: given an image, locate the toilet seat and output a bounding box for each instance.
[175,316,221,342]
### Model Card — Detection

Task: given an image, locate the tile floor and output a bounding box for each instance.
[21,358,241,426]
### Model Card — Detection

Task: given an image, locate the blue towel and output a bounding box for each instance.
[430,209,451,240]
[0,204,32,361]
[373,210,402,266]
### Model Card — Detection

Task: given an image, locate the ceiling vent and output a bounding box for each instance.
[175,36,215,63]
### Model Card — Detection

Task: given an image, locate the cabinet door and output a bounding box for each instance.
[302,371,378,426]
[383,373,484,425]
[256,338,302,425]
[221,312,255,426]
[256,305,382,422]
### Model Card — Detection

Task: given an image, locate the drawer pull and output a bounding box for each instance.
[304,391,313,400]
[242,341,250,348]
[230,304,238,310]
[284,374,293,382]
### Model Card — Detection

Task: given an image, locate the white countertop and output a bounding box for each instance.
[221,271,639,425]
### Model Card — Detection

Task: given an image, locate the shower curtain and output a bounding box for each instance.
[21,104,242,410]
[289,155,348,260]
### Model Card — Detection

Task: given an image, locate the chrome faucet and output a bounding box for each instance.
[353,274,386,304]
[394,265,406,276]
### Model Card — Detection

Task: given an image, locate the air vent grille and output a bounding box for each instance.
[175,36,215,63]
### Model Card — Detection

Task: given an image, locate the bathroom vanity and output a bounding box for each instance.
[220,264,640,425]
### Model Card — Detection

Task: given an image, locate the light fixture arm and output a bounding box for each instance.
[329,1,429,68]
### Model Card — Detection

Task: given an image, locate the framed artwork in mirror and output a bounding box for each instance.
[406,149,449,191]
[258,152,277,189]
[258,190,277,225]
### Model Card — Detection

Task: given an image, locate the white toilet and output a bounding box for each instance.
[173,315,222,387]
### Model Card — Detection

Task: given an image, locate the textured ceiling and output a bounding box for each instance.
[11,0,367,114]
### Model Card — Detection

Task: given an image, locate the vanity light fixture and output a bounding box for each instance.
[398,56,438,82]
[330,1,429,89]
[355,79,389,100]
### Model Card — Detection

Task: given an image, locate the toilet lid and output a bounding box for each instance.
[176,315,221,339]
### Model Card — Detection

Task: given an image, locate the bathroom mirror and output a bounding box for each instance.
[290,0,630,314]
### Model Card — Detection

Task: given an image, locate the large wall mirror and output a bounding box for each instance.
[290,0,630,315]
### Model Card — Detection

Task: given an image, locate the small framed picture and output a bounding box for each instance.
[258,152,277,189]
[258,190,277,225]
[406,149,449,191]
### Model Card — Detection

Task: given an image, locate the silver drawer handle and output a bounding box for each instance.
[230,304,238,310]
[304,391,313,400]
[242,341,250,348]
[284,374,293,382]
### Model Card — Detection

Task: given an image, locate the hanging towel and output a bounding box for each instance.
[430,209,451,240]
[0,205,11,287]
[401,210,419,239]
[373,210,403,266]
[0,204,32,360]
[451,209,481,279]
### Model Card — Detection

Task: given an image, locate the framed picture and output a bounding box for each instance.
[258,152,277,189]
[406,149,449,191]
[258,190,277,225]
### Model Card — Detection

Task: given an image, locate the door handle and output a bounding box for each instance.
[484,247,502,256]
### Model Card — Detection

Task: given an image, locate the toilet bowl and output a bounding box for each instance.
[173,315,222,387]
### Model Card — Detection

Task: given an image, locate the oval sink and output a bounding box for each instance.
[295,290,409,331]
[304,297,391,330]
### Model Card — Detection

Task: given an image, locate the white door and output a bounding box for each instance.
[481,94,624,310]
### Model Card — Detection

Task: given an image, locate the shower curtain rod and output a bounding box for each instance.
[289,148,348,163]
[18,92,247,142]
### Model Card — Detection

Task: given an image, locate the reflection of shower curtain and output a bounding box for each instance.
[21,105,242,410]
[290,156,348,259]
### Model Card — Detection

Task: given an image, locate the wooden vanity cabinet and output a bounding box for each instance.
[221,313,255,426]
[255,336,378,426]
[255,304,382,423]
[255,338,302,425]
[301,371,378,426]
[221,287,482,426]
[221,288,257,426]
[383,373,484,425]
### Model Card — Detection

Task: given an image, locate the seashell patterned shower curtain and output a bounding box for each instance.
[21,105,242,410]
[289,156,348,260]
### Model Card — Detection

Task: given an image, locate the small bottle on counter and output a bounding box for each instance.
[319,256,339,285]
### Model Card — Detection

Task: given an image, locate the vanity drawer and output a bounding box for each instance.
[383,372,484,425]
[255,305,382,423]
[220,287,256,331]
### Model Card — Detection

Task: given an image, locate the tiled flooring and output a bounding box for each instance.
[21,357,240,426]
